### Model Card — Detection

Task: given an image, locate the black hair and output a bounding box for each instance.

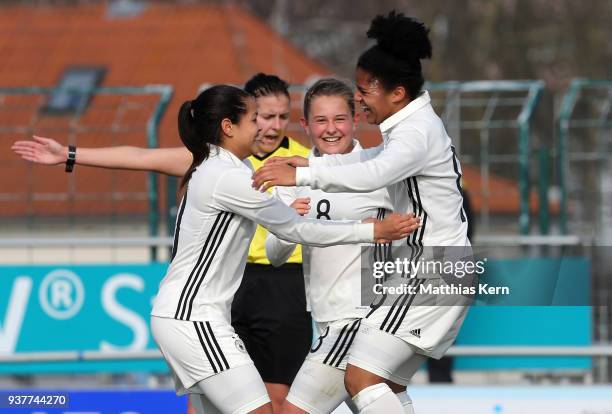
[357,11,432,100]
[303,78,355,120]
[244,73,290,99]
[178,84,251,188]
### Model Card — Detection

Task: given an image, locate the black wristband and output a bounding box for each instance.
[65,145,76,173]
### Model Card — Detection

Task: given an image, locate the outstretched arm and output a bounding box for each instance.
[212,169,418,246]
[260,144,382,170]
[298,131,426,192]
[310,143,383,167]
[11,135,191,177]
[252,128,427,193]
[252,142,391,192]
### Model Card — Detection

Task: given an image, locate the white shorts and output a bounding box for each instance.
[284,319,358,414]
[286,318,419,414]
[366,277,470,359]
[151,316,270,413]
[309,318,362,370]
[347,321,428,385]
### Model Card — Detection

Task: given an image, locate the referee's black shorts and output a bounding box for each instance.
[231,262,312,385]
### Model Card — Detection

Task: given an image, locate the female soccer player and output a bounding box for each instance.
[252,12,471,413]
[14,77,423,414]
[151,84,415,413]
[12,73,313,413]
[266,78,420,414]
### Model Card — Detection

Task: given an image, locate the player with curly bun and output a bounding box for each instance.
[253,12,471,413]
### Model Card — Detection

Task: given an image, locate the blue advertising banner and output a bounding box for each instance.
[454,257,592,370]
[0,264,169,373]
[0,259,591,373]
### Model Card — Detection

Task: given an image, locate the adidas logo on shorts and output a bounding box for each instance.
[409,328,421,338]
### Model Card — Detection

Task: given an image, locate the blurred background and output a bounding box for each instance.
[0,0,610,413]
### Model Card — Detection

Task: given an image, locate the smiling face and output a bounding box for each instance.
[301,95,356,155]
[354,67,399,125]
[252,93,290,155]
[230,97,261,159]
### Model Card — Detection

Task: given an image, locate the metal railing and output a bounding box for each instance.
[0,85,174,260]
[1,345,609,364]
[557,79,612,237]
[426,81,545,235]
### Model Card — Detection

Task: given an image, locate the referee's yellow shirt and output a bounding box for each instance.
[247,136,310,264]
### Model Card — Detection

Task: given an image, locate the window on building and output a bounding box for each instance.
[42,66,106,115]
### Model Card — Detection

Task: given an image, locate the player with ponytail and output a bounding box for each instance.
[177,85,251,189]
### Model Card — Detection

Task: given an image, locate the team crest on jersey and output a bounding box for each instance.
[234,336,247,353]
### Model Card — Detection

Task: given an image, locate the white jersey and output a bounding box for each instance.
[296,91,469,247]
[151,146,374,324]
[266,141,393,323]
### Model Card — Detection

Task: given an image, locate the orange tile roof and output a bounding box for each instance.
[0,3,552,219]
[0,3,329,216]
[0,3,328,141]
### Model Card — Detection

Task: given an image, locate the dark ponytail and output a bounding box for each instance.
[178,84,251,189]
[357,11,432,100]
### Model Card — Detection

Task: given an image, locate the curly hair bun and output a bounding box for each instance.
[367,11,432,62]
